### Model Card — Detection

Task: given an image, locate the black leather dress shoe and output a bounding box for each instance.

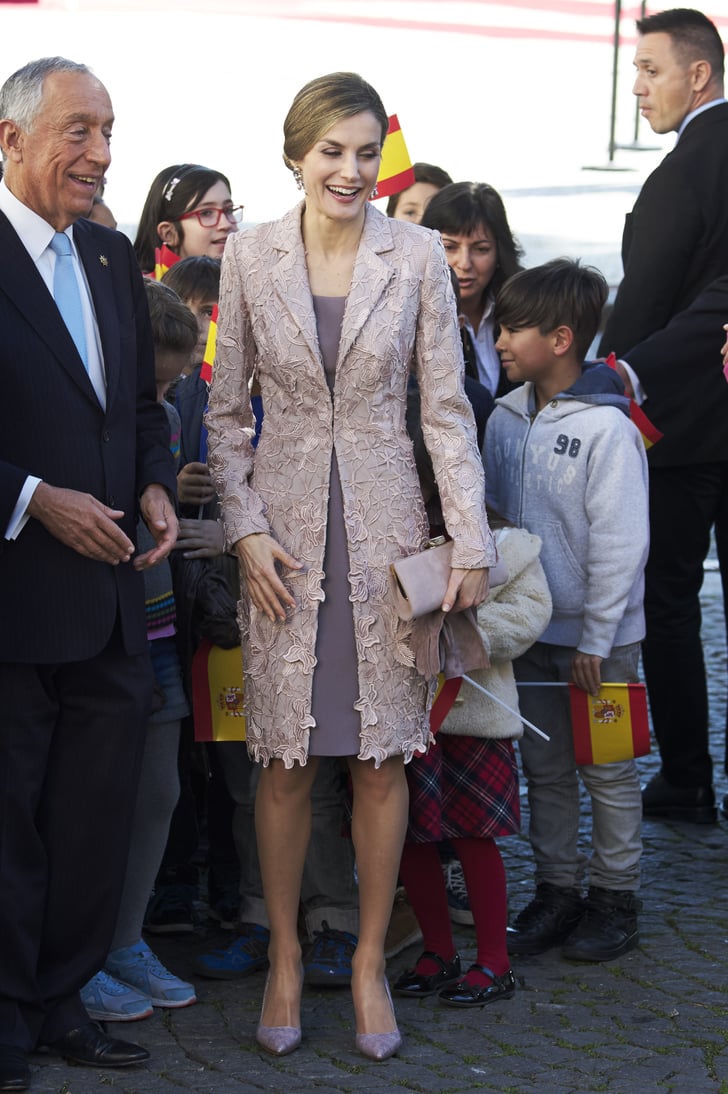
[0,1046,30,1092]
[438,965,516,1008]
[50,1022,149,1068]
[393,951,461,997]
[642,772,716,824]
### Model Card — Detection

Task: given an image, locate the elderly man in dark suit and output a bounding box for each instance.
[0,57,177,1091]
[599,9,728,824]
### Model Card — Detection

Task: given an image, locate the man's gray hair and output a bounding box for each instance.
[0,57,92,133]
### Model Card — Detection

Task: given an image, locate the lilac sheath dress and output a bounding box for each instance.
[308,295,361,756]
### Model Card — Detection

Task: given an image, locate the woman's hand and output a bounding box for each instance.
[721,324,728,373]
[235,532,302,622]
[442,567,490,613]
[175,518,225,559]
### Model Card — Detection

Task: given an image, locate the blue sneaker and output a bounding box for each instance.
[81,970,154,1022]
[303,921,357,987]
[192,922,270,980]
[105,941,196,1008]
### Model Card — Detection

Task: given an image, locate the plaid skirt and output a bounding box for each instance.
[406,733,520,843]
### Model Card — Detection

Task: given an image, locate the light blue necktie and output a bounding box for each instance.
[49,231,88,370]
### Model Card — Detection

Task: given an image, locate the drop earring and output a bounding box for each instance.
[293,166,305,191]
[370,183,379,199]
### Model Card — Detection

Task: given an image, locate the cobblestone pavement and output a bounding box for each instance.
[26,570,726,1094]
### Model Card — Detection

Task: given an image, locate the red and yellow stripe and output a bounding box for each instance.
[199,304,218,385]
[153,243,181,281]
[569,682,650,765]
[375,114,415,199]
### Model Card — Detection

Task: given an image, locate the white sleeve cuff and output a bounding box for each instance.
[619,359,646,405]
[5,476,42,540]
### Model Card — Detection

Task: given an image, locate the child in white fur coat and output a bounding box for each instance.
[393,519,551,1008]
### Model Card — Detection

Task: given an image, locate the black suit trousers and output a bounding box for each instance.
[642,463,728,787]
[0,626,153,1050]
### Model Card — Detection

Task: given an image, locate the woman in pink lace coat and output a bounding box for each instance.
[206,72,495,1060]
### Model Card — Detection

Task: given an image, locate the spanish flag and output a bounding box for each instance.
[605,353,663,449]
[569,682,650,765]
[375,114,415,199]
[628,399,663,449]
[430,674,462,734]
[199,303,218,385]
[192,638,246,742]
[154,243,181,281]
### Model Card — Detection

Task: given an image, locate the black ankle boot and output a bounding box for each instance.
[506,882,584,955]
[561,886,641,962]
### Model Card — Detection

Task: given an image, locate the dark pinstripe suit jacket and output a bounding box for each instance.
[0,212,176,662]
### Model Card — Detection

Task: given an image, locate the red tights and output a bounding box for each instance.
[399,837,509,985]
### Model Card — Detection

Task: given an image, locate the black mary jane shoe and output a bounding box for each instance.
[393,951,461,997]
[438,964,516,1008]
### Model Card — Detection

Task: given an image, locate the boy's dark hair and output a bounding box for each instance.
[144,280,198,355]
[161,255,221,303]
[421,181,523,300]
[494,259,608,360]
[636,8,724,83]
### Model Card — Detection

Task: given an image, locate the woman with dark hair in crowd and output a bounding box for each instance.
[422,181,523,397]
[134,163,243,275]
[386,161,452,224]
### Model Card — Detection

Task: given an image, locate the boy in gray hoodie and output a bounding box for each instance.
[483,259,649,962]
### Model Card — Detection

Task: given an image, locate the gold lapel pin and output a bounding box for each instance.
[99,254,109,266]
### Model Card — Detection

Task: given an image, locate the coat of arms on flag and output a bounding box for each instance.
[569,682,650,765]
[192,638,246,742]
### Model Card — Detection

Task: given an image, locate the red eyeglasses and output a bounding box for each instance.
[175,205,244,228]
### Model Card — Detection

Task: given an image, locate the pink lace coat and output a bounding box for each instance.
[206,202,495,768]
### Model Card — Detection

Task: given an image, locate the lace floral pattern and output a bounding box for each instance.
[206,202,495,768]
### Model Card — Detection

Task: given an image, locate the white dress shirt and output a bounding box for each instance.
[463,295,501,395]
[0,180,107,539]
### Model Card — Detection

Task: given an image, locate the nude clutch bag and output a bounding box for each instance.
[390,537,507,621]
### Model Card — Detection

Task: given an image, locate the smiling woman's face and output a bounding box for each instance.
[294,111,382,224]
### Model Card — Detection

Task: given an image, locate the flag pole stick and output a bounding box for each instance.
[461,674,550,741]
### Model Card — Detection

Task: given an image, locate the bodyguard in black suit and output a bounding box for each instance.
[0,58,177,1090]
[598,9,728,823]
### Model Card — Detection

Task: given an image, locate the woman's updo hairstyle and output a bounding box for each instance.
[282,72,389,174]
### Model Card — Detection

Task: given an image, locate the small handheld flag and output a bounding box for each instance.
[154,243,181,281]
[192,639,246,742]
[375,115,415,199]
[199,304,219,385]
[605,353,663,448]
[430,674,462,734]
[569,682,650,765]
